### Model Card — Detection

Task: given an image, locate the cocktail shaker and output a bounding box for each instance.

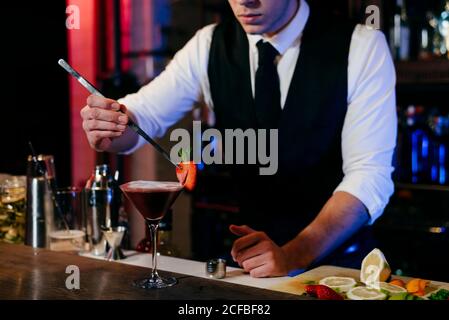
[25,155,56,248]
[84,164,120,255]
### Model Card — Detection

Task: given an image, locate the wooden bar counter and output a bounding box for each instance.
[0,243,304,300]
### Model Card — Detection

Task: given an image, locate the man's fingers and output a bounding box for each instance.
[83,119,127,132]
[80,105,90,119]
[231,232,266,260]
[118,103,127,113]
[84,107,128,124]
[249,262,272,278]
[235,241,270,265]
[241,253,267,273]
[86,94,120,110]
[82,96,128,125]
[80,96,129,152]
[88,130,123,144]
[229,224,256,236]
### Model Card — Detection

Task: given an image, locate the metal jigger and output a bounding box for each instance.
[101,226,126,261]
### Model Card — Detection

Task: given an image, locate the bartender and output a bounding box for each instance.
[80,0,397,277]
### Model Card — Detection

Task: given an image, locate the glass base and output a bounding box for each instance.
[133,275,177,289]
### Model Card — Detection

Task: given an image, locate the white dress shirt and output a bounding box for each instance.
[118,0,397,224]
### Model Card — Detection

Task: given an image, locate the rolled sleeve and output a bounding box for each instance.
[334,162,395,224]
[336,25,397,224]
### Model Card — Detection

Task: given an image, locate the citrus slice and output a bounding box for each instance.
[346,286,387,300]
[388,292,410,300]
[379,282,407,295]
[406,278,429,296]
[318,276,357,293]
[389,279,406,288]
[360,248,391,289]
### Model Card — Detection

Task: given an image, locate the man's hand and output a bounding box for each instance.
[80,95,129,151]
[230,225,293,278]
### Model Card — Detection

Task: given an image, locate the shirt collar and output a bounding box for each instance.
[247,0,310,55]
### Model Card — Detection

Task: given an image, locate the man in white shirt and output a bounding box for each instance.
[80,0,397,277]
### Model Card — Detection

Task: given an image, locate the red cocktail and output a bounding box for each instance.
[120,180,183,289]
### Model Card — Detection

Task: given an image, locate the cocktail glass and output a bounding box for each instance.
[120,180,182,289]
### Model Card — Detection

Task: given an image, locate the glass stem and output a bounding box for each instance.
[148,222,159,278]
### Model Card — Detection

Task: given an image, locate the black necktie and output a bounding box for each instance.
[255,40,281,129]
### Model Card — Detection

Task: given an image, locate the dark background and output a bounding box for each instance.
[0,1,70,186]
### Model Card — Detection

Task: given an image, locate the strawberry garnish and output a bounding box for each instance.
[316,285,344,300]
[305,284,318,296]
[305,285,343,300]
[176,161,197,191]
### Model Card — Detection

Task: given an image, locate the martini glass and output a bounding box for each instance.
[120,180,183,289]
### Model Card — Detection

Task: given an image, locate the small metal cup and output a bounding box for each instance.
[101,226,126,261]
[205,258,226,279]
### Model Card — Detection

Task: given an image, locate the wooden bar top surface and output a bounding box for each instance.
[0,243,304,300]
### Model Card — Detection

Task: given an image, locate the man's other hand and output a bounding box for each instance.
[80,95,129,151]
[230,224,293,278]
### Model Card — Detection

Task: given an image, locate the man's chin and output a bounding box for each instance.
[240,24,266,35]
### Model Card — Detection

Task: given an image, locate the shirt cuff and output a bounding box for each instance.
[333,171,394,225]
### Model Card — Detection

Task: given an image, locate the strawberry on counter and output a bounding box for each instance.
[305,284,344,300]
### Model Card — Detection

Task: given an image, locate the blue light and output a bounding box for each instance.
[344,244,359,254]
[288,268,306,277]
[107,191,113,202]
[439,145,446,185]
[197,162,205,171]
[431,165,438,182]
[411,131,418,177]
[422,135,429,158]
[440,144,446,165]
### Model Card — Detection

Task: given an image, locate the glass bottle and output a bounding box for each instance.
[403,106,431,184]
[84,164,120,255]
[390,0,411,61]
[419,11,437,60]
[428,114,449,185]
[437,0,449,58]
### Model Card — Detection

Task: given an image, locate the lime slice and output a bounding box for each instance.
[388,292,410,300]
[319,276,357,293]
[360,248,391,288]
[379,282,407,295]
[347,286,387,300]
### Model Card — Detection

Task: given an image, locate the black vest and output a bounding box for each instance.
[208,11,356,246]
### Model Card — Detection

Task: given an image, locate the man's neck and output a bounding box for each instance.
[266,0,300,38]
